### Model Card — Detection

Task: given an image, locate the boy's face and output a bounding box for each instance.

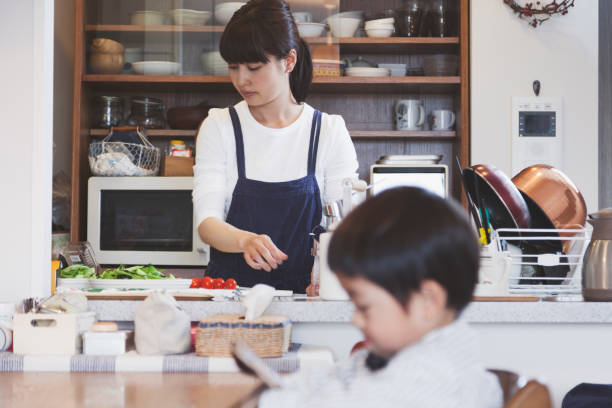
[337,275,453,360]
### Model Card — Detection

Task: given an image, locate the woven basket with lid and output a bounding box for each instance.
[196,314,291,358]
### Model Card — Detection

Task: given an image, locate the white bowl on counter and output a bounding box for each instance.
[297,22,326,37]
[215,2,246,25]
[171,9,212,25]
[344,67,390,77]
[131,10,164,26]
[327,16,361,37]
[132,61,181,75]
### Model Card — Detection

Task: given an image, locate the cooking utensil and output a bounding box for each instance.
[463,164,531,232]
[512,164,587,253]
[454,157,482,233]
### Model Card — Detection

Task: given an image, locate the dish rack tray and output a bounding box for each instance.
[494,228,591,295]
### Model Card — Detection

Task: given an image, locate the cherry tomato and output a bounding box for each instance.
[224,278,237,290]
[213,278,225,289]
[190,278,201,288]
[200,276,213,289]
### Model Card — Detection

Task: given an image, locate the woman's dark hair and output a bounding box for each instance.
[328,187,479,313]
[219,0,313,102]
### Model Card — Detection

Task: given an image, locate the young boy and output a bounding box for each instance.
[258,187,503,408]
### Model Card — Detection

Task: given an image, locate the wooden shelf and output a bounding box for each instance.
[85,24,225,32]
[83,74,459,84]
[89,129,456,140]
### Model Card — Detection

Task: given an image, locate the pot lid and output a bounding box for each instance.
[346,56,377,68]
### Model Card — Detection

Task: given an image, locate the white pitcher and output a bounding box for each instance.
[395,99,425,130]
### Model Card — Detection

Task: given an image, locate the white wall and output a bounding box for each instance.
[0,2,54,301]
[471,1,598,212]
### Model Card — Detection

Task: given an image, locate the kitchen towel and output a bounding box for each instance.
[0,343,333,373]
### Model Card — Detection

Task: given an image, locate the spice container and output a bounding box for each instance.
[92,96,124,128]
[127,97,166,129]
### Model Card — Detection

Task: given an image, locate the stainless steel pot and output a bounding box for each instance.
[582,209,612,301]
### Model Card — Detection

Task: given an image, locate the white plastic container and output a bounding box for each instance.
[13,311,96,355]
[83,330,129,355]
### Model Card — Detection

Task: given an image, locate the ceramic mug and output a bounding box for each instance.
[430,109,455,130]
[395,99,425,130]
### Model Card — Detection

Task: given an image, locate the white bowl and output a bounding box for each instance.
[201,51,228,75]
[365,17,394,26]
[364,21,394,29]
[344,67,390,77]
[131,10,164,26]
[366,27,394,38]
[297,22,326,37]
[215,2,246,24]
[132,61,181,75]
[328,10,364,20]
[327,16,361,37]
[171,9,212,25]
[293,11,312,23]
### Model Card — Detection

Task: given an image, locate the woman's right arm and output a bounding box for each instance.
[193,112,287,271]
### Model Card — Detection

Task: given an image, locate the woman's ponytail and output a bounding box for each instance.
[290,38,313,103]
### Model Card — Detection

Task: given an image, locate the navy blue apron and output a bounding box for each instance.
[205,106,323,292]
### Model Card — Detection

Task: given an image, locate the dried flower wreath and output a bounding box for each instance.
[503,0,575,27]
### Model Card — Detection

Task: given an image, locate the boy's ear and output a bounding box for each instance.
[419,280,448,315]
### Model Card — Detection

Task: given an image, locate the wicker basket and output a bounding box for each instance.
[196,314,291,358]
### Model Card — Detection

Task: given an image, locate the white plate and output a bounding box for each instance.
[90,279,192,290]
[132,61,181,75]
[345,67,390,77]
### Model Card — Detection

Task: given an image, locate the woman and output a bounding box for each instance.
[193,0,358,293]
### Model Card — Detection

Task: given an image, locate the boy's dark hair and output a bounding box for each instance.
[219,0,312,103]
[328,187,479,312]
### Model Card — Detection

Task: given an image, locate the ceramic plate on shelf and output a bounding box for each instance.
[344,67,390,77]
[90,279,192,290]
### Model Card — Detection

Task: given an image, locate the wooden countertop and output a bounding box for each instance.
[0,372,262,408]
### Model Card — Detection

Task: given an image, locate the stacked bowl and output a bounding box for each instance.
[201,51,228,76]
[364,17,394,38]
[327,11,363,37]
[170,9,212,26]
[215,2,246,25]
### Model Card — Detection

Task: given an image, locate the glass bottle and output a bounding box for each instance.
[127,97,166,129]
[398,0,424,37]
[92,96,124,128]
[425,0,458,37]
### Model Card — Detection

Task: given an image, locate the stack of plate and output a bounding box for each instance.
[344,67,390,77]
[376,154,443,165]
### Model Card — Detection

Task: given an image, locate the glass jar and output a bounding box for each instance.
[92,96,124,128]
[127,97,166,129]
[397,0,424,37]
[425,0,458,37]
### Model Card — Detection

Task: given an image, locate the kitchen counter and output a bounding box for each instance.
[88,296,612,324]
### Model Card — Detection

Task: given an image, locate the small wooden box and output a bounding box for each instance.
[196,314,291,358]
[162,156,195,177]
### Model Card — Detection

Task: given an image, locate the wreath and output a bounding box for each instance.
[503,0,575,27]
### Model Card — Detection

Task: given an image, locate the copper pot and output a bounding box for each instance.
[512,164,587,253]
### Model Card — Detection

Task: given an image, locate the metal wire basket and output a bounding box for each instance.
[89,126,160,176]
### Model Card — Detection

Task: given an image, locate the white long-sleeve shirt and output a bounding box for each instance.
[259,318,504,408]
[193,101,359,228]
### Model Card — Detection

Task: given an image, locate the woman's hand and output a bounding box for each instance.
[239,232,288,272]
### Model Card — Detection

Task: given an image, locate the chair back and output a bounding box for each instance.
[488,369,553,408]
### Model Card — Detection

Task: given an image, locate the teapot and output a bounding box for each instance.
[342,56,377,68]
[582,208,612,301]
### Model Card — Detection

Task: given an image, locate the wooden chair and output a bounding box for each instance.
[488,369,553,408]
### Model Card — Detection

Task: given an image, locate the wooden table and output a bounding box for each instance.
[0,372,262,408]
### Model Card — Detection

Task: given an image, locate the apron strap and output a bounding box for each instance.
[229,106,246,179]
[307,109,322,176]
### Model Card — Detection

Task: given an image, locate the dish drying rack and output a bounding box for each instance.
[492,228,591,295]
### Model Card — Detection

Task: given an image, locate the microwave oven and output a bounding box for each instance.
[369,164,448,198]
[87,177,209,266]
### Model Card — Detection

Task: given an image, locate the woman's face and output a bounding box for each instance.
[227,53,295,107]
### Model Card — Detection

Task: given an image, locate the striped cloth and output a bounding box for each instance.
[259,319,504,408]
[0,343,334,373]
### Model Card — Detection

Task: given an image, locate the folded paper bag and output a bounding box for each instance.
[135,291,191,355]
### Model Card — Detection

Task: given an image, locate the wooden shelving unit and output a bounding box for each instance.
[89,128,457,140]
[71,0,470,241]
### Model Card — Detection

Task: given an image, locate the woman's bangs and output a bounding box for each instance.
[220,23,271,64]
